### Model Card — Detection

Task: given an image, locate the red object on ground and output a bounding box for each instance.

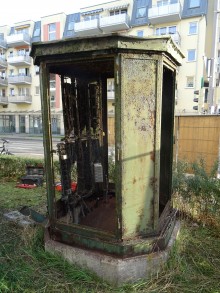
[55,184,62,191]
[16,184,37,189]
[55,182,77,192]
[71,182,77,192]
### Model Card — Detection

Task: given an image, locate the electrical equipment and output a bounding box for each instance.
[31,34,183,258]
[20,165,44,186]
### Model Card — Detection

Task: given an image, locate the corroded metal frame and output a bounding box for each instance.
[31,34,183,256]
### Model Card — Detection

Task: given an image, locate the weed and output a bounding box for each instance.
[172,159,220,229]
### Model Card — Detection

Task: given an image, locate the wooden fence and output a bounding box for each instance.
[174,115,220,172]
[108,116,115,146]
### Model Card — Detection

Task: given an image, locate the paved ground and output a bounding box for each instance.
[0,134,60,158]
[0,134,115,158]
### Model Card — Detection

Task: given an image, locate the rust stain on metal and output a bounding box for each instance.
[150,151,155,162]
[150,177,157,188]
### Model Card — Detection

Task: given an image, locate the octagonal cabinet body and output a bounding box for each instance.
[31,34,184,257]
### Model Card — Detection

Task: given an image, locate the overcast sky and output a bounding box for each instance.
[0,0,112,26]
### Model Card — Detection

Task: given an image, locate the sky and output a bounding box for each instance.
[0,0,112,26]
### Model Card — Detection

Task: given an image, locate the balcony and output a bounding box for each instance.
[148,2,182,24]
[6,33,31,48]
[0,96,8,105]
[0,39,7,49]
[0,78,8,86]
[8,75,32,85]
[100,13,130,33]
[154,32,181,46]
[0,57,7,69]
[7,55,31,66]
[8,95,32,104]
[74,19,102,36]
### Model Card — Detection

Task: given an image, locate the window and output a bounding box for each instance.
[189,22,198,34]
[0,71,6,79]
[10,88,15,96]
[50,74,56,89]
[136,7,147,18]
[50,94,55,108]
[18,49,29,56]
[136,0,147,18]
[189,0,200,8]
[35,86,40,95]
[18,68,29,76]
[1,89,6,97]
[187,49,196,61]
[33,28,40,37]
[157,0,178,6]
[18,68,25,76]
[156,27,167,35]
[0,52,5,59]
[18,88,23,96]
[110,9,127,16]
[0,33,4,40]
[18,87,29,96]
[156,26,177,35]
[0,115,15,133]
[18,49,25,56]
[15,28,29,35]
[84,14,99,21]
[9,69,14,76]
[168,26,177,34]
[48,23,56,41]
[67,21,74,30]
[186,76,194,88]
[137,30,144,37]
[157,0,168,6]
[204,88,208,103]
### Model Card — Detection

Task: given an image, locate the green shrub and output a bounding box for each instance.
[0,156,44,180]
[108,152,115,183]
[0,156,63,181]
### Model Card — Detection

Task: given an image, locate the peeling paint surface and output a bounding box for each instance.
[120,55,158,238]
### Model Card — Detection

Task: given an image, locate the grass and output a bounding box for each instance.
[0,180,47,210]
[0,180,220,292]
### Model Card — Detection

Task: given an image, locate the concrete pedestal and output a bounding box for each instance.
[45,221,180,286]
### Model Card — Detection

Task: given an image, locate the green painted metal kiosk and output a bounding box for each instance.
[30,34,183,258]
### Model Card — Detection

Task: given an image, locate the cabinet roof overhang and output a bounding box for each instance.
[30,33,184,74]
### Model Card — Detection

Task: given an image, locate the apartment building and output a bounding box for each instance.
[0,0,218,134]
[0,13,66,134]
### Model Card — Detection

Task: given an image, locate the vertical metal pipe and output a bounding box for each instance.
[114,54,122,240]
[40,62,56,222]
[101,76,108,193]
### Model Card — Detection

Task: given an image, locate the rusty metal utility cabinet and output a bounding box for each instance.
[31,34,183,257]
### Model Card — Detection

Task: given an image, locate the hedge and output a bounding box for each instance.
[0,156,61,180]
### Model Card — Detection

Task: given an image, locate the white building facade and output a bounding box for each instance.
[0,0,219,134]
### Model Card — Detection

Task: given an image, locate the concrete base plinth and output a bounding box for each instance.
[45,221,180,286]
